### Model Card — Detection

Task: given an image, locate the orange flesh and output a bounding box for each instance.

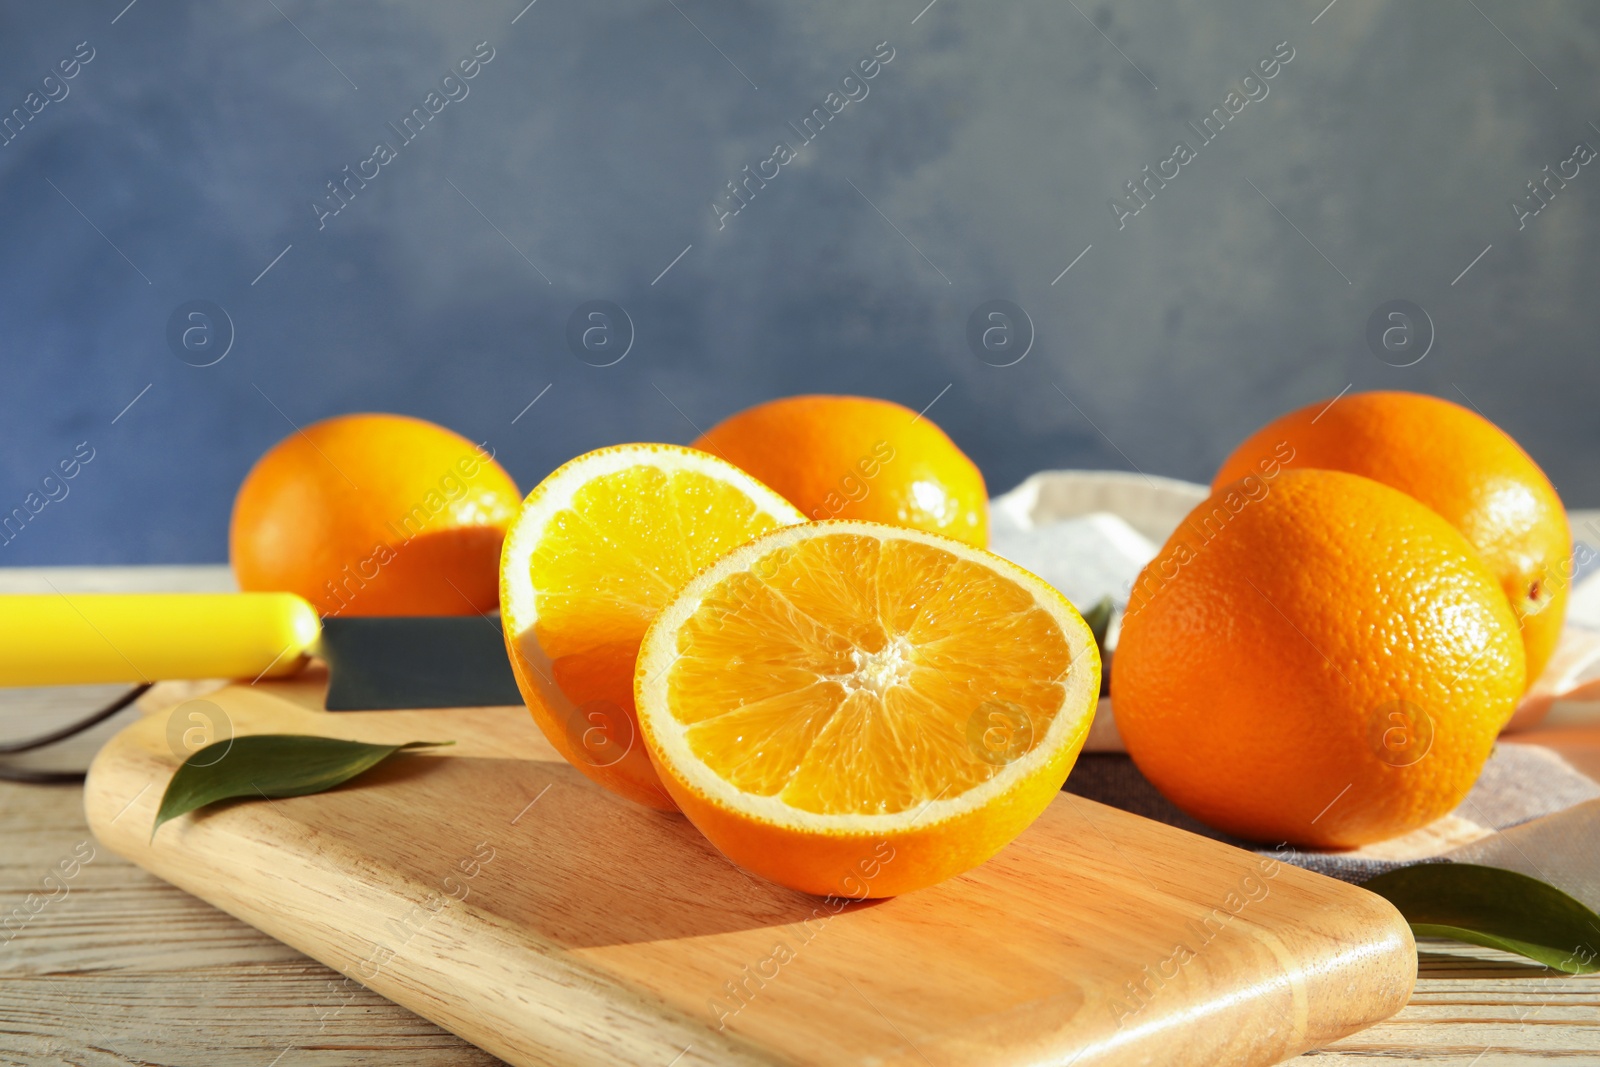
[663,533,1075,815]
[528,466,789,710]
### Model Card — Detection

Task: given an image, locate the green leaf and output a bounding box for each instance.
[1360,863,1600,974]
[153,734,452,839]
[1081,595,1114,648]
[1081,596,1114,697]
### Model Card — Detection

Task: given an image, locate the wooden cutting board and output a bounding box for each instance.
[85,672,1416,1067]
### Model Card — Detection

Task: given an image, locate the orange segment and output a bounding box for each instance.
[529,465,786,656]
[669,534,1072,814]
[499,444,805,809]
[636,521,1100,897]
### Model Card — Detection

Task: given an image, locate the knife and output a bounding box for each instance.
[0,594,523,710]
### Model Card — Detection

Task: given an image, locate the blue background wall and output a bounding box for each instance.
[2,0,1598,564]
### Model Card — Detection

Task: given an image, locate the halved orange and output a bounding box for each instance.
[500,444,805,808]
[635,520,1101,897]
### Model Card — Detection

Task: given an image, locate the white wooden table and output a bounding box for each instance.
[3,562,1599,1065]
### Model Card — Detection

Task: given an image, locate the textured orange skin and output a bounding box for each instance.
[1113,469,1525,849]
[231,413,519,616]
[1215,391,1570,686]
[509,651,676,811]
[692,394,989,548]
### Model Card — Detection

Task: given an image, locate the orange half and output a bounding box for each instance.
[499,444,805,808]
[635,520,1100,896]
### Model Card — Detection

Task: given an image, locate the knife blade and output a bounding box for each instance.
[0,593,522,710]
[318,613,522,710]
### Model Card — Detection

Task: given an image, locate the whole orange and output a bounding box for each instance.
[691,394,989,547]
[1113,469,1525,848]
[231,413,519,616]
[1215,391,1571,685]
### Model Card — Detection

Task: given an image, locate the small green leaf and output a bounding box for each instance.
[1361,863,1600,974]
[1081,596,1114,648]
[153,735,453,839]
[1081,596,1114,697]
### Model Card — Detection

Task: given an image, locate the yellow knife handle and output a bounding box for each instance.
[0,593,321,687]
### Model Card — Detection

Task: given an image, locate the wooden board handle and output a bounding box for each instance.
[0,593,319,686]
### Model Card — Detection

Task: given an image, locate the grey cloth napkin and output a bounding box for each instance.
[1062,745,1600,898]
[1446,798,1600,911]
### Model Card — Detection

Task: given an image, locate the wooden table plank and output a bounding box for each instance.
[0,774,503,1066]
[3,564,1599,1064]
